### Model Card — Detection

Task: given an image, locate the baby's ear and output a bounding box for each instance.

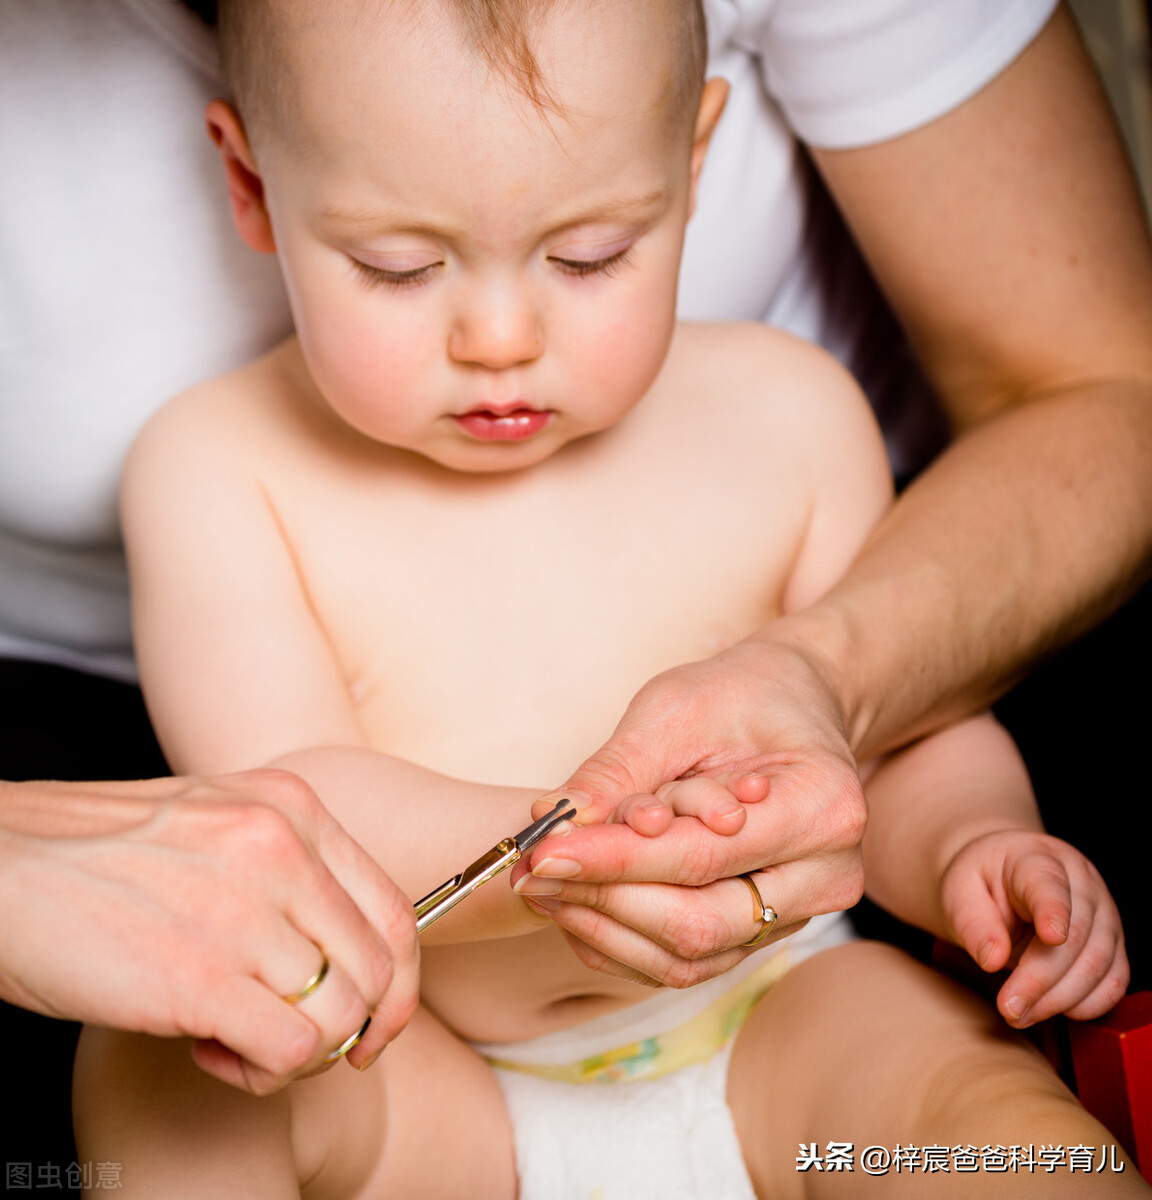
[205,99,276,254]
[688,77,729,216]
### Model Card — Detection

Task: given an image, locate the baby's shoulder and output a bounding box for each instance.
[666,321,876,429]
[660,322,887,471]
[123,338,316,491]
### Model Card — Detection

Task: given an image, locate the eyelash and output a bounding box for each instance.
[348,245,635,290]
[550,247,634,279]
[349,259,440,292]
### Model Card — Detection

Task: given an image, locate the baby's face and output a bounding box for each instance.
[229,1,720,472]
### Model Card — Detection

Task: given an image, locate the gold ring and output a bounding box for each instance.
[323,1017,372,1063]
[738,873,778,948]
[282,951,329,1005]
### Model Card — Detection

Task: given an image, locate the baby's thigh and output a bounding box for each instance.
[727,941,1144,1199]
[75,1005,516,1200]
[293,1004,516,1199]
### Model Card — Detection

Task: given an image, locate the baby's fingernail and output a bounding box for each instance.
[534,791,593,826]
[1004,995,1027,1020]
[532,857,581,879]
[525,897,560,914]
[514,876,563,896]
[548,790,592,811]
[716,801,742,820]
[640,797,667,814]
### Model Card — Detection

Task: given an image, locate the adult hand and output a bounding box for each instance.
[0,769,418,1095]
[517,630,868,987]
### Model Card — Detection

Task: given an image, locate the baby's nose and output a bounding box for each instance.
[449,284,544,369]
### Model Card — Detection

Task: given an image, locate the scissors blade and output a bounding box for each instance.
[413,799,576,933]
[509,797,578,853]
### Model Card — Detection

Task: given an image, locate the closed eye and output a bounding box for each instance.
[349,258,442,291]
[549,246,634,279]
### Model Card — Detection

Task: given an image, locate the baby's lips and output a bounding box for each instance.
[530,790,593,827]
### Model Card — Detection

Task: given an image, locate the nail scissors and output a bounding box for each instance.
[414,799,576,933]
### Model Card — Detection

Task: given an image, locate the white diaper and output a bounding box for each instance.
[476,912,854,1200]
[493,1039,754,1200]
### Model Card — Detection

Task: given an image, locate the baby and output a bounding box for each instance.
[75,1,1140,1197]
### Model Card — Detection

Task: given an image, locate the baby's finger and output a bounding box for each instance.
[654,776,752,834]
[941,870,1015,972]
[612,791,676,837]
[1061,950,1131,1021]
[998,922,1126,1027]
[1005,851,1072,946]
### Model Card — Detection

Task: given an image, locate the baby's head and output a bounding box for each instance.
[210,0,726,472]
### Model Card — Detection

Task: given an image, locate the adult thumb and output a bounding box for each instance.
[533,709,694,825]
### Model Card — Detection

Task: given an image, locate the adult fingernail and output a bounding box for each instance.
[357,1046,385,1072]
[977,941,995,969]
[532,857,581,879]
[1004,995,1027,1020]
[514,876,563,896]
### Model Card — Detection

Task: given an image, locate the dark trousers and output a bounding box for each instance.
[0,660,168,1194]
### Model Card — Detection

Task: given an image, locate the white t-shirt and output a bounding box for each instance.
[0,0,1057,682]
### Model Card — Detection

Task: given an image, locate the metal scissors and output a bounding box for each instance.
[414,799,577,932]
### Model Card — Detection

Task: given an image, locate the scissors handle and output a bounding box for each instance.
[414,839,520,932]
[413,799,576,933]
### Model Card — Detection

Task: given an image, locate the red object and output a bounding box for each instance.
[1069,991,1152,1181]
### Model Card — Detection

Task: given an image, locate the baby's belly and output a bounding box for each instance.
[420,927,655,1044]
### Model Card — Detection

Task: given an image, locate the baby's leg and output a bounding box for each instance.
[74,1005,516,1200]
[727,941,1149,1198]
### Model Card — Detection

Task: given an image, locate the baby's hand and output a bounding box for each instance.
[610,771,770,837]
[940,830,1129,1028]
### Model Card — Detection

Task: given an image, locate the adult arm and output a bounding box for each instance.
[807,1,1152,751]
[0,771,418,1095]
[519,6,1152,978]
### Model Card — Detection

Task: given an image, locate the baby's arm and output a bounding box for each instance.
[121,378,550,945]
[266,744,558,943]
[861,713,1128,1027]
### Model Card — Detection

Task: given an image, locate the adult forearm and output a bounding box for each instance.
[779,379,1152,760]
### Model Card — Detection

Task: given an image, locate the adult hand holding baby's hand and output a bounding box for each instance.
[519,634,868,986]
[0,770,418,1095]
[940,829,1129,1029]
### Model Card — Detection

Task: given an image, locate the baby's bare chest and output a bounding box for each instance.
[268,430,808,782]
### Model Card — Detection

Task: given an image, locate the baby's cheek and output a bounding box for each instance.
[308,319,430,438]
[583,314,675,420]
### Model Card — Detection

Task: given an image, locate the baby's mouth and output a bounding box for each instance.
[453,404,552,442]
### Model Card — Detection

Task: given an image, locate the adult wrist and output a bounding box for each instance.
[744,602,866,756]
[763,553,982,760]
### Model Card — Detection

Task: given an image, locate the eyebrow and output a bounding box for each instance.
[318,187,671,238]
